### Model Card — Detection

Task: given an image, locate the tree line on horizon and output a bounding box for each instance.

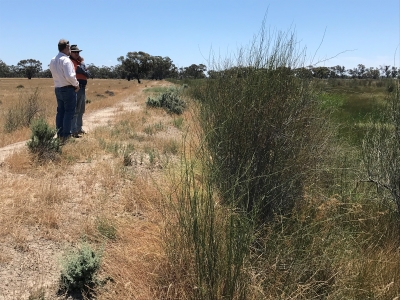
[0,51,207,82]
[0,52,398,81]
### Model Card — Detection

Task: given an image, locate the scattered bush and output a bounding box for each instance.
[27,118,60,161]
[59,242,102,295]
[146,87,186,114]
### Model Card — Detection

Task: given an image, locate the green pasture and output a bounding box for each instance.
[318,79,392,144]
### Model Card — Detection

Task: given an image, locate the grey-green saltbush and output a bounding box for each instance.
[146,87,186,114]
[59,242,102,294]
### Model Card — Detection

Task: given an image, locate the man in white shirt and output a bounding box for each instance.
[49,39,80,141]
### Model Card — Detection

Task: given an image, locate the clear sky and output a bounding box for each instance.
[0,0,399,71]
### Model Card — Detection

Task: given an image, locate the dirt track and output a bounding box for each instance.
[0,95,140,163]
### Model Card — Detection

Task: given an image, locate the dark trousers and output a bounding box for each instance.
[55,87,77,137]
[71,86,86,133]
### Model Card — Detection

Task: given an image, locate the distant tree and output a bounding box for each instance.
[8,65,21,77]
[380,65,391,78]
[207,70,219,79]
[356,64,366,79]
[17,59,42,79]
[332,65,346,78]
[328,66,337,78]
[347,67,357,79]
[168,64,179,79]
[39,68,52,78]
[293,67,313,79]
[181,64,207,79]
[113,64,126,79]
[0,60,10,77]
[365,67,380,79]
[118,51,152,83]
[391,66,398,79]
[150,56,165,80]
[149,56,176,80]
[96,65,116,79]
[86,64,99,79]
[312,66,330,79]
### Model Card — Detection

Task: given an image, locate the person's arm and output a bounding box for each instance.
[76,64,91,79]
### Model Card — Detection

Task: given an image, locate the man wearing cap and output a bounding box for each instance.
[69,44,91,137]
[49,39,80,141]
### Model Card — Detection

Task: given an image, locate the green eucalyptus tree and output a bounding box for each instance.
[118,51,152,83]
[17,59,42,79]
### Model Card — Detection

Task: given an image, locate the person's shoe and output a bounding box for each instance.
[72,133,81,138]
[78,129,86,134]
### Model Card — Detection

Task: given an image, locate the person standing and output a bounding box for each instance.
[49,39,79,141]
[70,45,91,137]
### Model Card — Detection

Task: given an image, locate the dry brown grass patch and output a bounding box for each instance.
[99,215,164,300]
[0,79,185,298]
[0,78,144,148]
[60,136,103,163]
[3,147,32,173]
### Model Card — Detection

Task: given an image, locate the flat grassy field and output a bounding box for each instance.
[0,78,138,147]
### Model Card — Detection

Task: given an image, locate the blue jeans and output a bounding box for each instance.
[55,87,77,137]
[71,86,86,133]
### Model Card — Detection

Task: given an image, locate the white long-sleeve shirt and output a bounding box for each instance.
[49,52,79,88]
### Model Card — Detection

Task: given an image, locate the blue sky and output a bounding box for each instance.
[0,0,399,71]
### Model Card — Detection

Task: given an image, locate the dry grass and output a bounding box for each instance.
[0,78,138,147]
[0,78,184,299]
[2,78,400,299]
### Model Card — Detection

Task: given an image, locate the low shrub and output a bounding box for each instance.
[146,87,186,114]
[27,118,60,161]
[59,242,102,295]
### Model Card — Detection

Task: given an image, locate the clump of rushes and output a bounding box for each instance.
[192,29,327,224]
[162,18,332,299]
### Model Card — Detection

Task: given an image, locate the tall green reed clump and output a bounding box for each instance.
[191,30,327,224]
[162,24,331,299]
[163,151,253,299]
